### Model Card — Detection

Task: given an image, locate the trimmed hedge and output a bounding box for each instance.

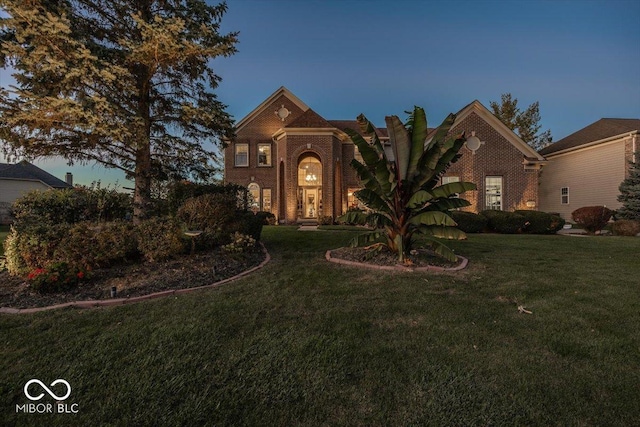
[515,210,566,234]
[450,211,488,233]
[611,219,640,236]
[177,193,237,249]
[572,206,613,233]
[480,210,526,234]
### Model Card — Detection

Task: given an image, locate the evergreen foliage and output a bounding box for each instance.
[490,93,552,151]
[617,153,640,221]
[0,0,238,222]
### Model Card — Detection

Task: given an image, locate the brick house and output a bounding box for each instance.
[224,87,546,224]
[538,118,640,219]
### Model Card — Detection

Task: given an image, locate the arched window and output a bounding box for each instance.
[247,182,260,210]
[298,155,322,186]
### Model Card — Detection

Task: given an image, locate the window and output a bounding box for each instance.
[298,156,322,186]
[561,187,569,204]
[347,188,365,210]
[442,176,460,185]
[258,144,272,166]
[247,182,260,210]
[354,145,363,163]
[262,188,272,212]
[235,144,248,167]
[485,176,503,210]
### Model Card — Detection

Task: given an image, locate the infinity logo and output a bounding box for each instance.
[24,379,72,401]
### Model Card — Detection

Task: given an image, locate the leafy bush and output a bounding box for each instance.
[27,262,87,293]
[480,210,526,234]
[319,215,334,226]
[610,219,640,236]
[136,217,186,262]
[571,206,613,233]
[222,232,256,253]
[231,212,264,241]
[166,181,250,215]
[11,186,131,229]
[177,193,237,248]
[516,210,566,234]
[450,211,488,233]
[2,223,71,274]
[54,220,138,269]
[255,211,277,225]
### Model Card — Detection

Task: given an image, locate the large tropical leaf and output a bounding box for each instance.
[407,106,428,180]
[350,159,383,194]
[424,198,472,211]
[407,189,433,209]
[345,128,380,168]
[408,211,456,226]
[421,237,458,262]
[355,188,392,214]
[348,231,384,248]
[386,115,411,181]
[428,181,477,199]
[418,225,468,240]
[337,210,369,226]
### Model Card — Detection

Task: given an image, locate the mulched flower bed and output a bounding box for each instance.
[330,246,461,269]
[0,246,266,309]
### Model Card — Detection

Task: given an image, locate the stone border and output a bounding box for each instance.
[325,248,468,272]
[0,243,271,315]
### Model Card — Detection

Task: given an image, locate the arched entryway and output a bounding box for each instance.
[297,154,322,220]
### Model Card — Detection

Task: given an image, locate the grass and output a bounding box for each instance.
[1,227,639,426]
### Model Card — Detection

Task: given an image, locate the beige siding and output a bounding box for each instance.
[539,140,626,220]
[0,179,51,223]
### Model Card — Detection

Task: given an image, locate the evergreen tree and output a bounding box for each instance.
[618,154,640,220]
[490,93,552,151]
[0,0,238,222]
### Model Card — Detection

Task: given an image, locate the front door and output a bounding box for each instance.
[303,188,317,218]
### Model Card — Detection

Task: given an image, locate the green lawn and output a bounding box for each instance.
[2,227,639,426]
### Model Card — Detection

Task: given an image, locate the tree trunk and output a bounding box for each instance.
[133,141,151,224]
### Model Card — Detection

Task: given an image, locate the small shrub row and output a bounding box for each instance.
[571,206,613,233]
[450,210,565,234]
[610,219,640,236]
[11,186,131,229]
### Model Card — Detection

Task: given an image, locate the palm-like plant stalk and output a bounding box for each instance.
[338,107,476,263]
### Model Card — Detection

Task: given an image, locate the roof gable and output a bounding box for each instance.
[0,160,71,188]
[539,118,640,156]
[453,100,545,161]
[286,108,334,128]
[235,86,309,133]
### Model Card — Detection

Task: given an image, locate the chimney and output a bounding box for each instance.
[65,172,73,186]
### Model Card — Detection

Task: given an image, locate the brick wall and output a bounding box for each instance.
[447,112,539,212]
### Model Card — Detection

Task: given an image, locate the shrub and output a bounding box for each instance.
[450,211,488,233]
[480,210,526,234]
[27,262,87,293]
[231,212,264,241]
[136,217,186,262]
[571,206,613,233]
[222,232,256,253]
[166,181,250,215]
[177,193,237,248]
[54,220,138,269]
[3,223,71,274]
[255,211,277,225]
[516,210,566,234]
[611,219,640,236]
[11,186,131,230]
[319,215,334,226]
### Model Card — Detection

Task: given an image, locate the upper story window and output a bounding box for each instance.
[561,187,569,204]
[235,143,248,167]
[258,144,272,166]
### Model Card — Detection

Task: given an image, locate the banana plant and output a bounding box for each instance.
[338,106,476,263]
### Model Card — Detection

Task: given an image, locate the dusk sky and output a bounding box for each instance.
[2,0,639,187]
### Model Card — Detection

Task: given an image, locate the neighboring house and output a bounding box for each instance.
[224,87,546,224]
[0,160,72,224]
[539,118,640,220]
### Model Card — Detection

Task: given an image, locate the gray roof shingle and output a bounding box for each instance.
[0,160,71,188]
[540,118,640,155]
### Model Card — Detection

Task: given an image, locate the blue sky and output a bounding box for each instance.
[2,0,639,187]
